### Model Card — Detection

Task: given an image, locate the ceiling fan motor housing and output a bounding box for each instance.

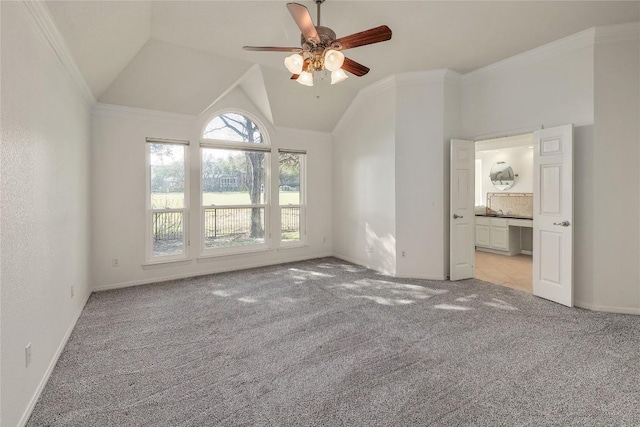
[301,26,337,49]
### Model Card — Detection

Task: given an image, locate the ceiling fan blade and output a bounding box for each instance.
[286,3,320,43]
[243,46,303,53]
[291,74,300,80]
[342,57,370,77]
[333,25,392,50]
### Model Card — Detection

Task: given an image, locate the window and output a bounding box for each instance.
[201,112,270,254]
[147,139,188,261]
[279,150,305,244]
[475,158,483,206]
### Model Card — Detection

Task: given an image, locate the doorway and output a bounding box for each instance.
[473,134,534,293]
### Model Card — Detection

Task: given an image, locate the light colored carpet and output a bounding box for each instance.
[28,257,640,426]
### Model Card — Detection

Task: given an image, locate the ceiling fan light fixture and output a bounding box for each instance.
[284,53,304,74]
[297,71,314,86]
[323,49,345,71]
[330,68,348,85]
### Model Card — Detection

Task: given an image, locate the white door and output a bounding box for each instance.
[450,139,475,280]
[533,124,573,306]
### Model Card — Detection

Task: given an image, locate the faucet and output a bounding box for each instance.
[498,209,504,216]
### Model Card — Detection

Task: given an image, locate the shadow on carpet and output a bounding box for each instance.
[28,257,640,426]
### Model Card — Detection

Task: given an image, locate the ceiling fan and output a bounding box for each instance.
[243,0,392,86]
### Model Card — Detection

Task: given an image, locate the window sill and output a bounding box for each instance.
[197,246,272,262]
[142,258,193,269]
[277,243,309,251]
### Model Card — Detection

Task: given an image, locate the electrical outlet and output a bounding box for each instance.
[401,251,406,257]
[367,245,374,254]
[112,258,119,267]
[70,286,74,298]
[25,343,32,368]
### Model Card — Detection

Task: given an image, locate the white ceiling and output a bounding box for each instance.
[46,1,640,131]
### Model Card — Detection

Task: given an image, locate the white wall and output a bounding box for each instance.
[590,25,640,312]
[476,145,534,204]
[461,29,595,137]
[462,24,640,313]
[91,87,333,291]
[1,2,92,425]
[332,81,397,275]
[395,71,461,279]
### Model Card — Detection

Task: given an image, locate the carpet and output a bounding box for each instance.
[27,257,640,426]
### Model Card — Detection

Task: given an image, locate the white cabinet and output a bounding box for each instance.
[475,217,490,247]
[475,216,532,255]
[490,220,508,250]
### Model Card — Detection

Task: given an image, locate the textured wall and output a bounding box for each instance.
[0,2,92,425]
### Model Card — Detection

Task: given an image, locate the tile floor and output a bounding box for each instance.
[474,250,532,293]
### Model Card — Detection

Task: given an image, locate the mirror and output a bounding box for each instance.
[490,162,515,190]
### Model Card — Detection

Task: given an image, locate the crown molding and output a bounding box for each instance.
[463,27,596,85]
[20,0,96,106]
[595,21,640,45]
[92,103,197,126]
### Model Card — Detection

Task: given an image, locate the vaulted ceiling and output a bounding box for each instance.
[46,1,640,131]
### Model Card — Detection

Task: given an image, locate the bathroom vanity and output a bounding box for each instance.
[475,214,532,256]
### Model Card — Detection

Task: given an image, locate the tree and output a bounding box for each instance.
[209,114,264,238]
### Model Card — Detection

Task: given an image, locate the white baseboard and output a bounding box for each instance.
[574,300,640,315]
[18,290,92,427]
[93,252,333,292]
[394,273,447,280]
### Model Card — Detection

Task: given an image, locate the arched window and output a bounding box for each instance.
[200,111,270,254]
[202,112,264,144]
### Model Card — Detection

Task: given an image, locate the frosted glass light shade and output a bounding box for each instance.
[297,71,314,87]
[284,54,304,74]
[324,49,345,71]
[331,69,348,85]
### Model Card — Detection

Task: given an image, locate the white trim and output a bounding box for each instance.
[394,273,448,281]
[19,0,96,106]
[17,291,91,427]
[92,103,197,126]
[200,140,271,152]
[472,125,542,142]
[463,27,596,85]
[520,250,533,256]
[197,247,272,261]
[142,258,193,270]
[575,300,640,316]
[146,137,190,146]
[595,21,640,45]
[93,252,333,292]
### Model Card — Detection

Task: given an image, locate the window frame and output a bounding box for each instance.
[278,149,307,247]
[199,111,272,257]
[145,138,190,263]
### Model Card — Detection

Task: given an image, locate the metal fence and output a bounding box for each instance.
[152,207,299,246]
[204,207,264,240]
[281,206,300,232]
[152,211,183,242]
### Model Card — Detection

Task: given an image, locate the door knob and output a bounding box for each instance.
[453,214,463,219]
[553,220,571,227]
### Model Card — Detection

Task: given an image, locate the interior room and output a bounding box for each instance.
[474,134,534,293]
[2,1,640,425]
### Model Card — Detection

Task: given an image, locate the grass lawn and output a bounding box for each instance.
[151,191,300,208]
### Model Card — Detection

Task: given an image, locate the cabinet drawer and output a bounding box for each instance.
[490,217,508,228]
[475,216,490,226]
[490,227,508,250]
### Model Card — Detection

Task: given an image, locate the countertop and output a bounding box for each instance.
[475,213,533,220]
